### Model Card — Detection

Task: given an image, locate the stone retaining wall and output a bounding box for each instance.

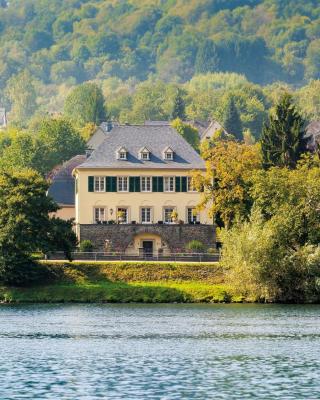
[79,224,216,252]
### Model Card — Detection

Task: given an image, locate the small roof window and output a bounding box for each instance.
[163,146,174,160]
[139,146,150,161]
[116,146,128,160]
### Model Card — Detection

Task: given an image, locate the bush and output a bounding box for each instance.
[80,240,94,252]
[186,240,206,253]
[220,209,320,303]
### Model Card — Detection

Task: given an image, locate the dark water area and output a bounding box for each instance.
[0,304,319,399]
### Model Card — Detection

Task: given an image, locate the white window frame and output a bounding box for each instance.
[141,151,150,160]
[119,151,127,160]
[164,176,175,192]
[94,207,106,223]
[141,207,152,224]
[117,176,128,192]
[164,151,173,160]
[141,176,152,192]
[163,207,175,224]
[187,177,197,192]
[187,207,199,223]
[117,207,129,224]
[94,176,105,192]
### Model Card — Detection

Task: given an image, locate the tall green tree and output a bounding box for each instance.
[261,94,307,169]
[36,117,86,173]
[195,39,220,74]
[64,83,107,127]
[4,70,37,127]
[0,169,77,285]
[222,96,243,140]
[171,90,186,120]
[171,118,199,150]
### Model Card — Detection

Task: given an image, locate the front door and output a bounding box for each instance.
[142,241,153,257]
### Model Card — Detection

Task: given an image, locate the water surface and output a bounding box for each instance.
[0,304,319,399]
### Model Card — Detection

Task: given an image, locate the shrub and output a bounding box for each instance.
[80,240,94,252]
[187,240,206,253]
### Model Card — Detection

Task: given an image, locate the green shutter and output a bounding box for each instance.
[135,176,140,192]
[175,177,181,192]
[181,177,187,192]
[129,177,135,192]
[105,177,111,192]
[152,177,158,192]
[111,177,117,192]
[88,176,94,192]
[158,177,163,192]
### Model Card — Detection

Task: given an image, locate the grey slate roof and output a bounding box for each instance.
[48,155,86,205]
[78,125,205,170]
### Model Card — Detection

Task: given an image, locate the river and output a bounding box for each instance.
[0,304,319,399]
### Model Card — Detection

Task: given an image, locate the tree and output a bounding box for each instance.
[4,70,37,127]
[192,141,262,228]
[0,169,77,285]
[261,93,307,169]
[171,90,186,120]
[222,96,243,140]
[64,83,107,127]
[221,161,320,302]
[171,118,199,150]
[195,39,220,74]
[36,118,86,173]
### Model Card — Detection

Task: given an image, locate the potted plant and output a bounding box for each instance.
[117,210,126,223]
[171,210,178,223]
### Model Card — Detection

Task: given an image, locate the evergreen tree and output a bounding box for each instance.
[261,93,307,169]
[222,96,243,140]
[195,39,220,74]
[171,90,186,120]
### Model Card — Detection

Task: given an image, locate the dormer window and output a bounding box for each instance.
[139,147,150,161]
[163,147,174,161]
[117,146,127,160]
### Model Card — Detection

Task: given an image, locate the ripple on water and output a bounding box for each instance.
[0,303,319,399]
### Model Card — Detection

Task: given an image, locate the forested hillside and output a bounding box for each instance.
[0,0,320,127]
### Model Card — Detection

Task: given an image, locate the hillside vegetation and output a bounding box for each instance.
[1,0,320,127]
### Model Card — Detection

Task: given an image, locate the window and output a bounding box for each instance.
[117,147,128,160]
[117,176,128,192]
[141,207,152,223]
[164,207,175,224]
[117,207,128,223]
[141,152,149,160]
[94,176,105,192]
[164,176,175,192]
[187,177,197,192]
[141,177,152,192]
[163,147,174,160]
[187,207,199,223]
[94,207,106,223]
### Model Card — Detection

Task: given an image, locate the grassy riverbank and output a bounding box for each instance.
[0,261,242,303]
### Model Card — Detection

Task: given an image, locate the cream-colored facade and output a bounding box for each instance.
[74,168,210,226]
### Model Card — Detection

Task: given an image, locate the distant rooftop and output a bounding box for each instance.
[0,108,7,128]
[48,155,86,205]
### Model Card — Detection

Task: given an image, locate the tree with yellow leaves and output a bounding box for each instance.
[192,140,262,228]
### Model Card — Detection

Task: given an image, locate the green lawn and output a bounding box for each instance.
[0,261,242,303]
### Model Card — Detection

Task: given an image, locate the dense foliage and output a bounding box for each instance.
[0,169,77,285]
[0,1,320,131]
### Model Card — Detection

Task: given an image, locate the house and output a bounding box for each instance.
[73,124,215,255]
[200,120,229,142]
[47,155,86,220]
[0,108,7,129]
[305,121,320,152]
